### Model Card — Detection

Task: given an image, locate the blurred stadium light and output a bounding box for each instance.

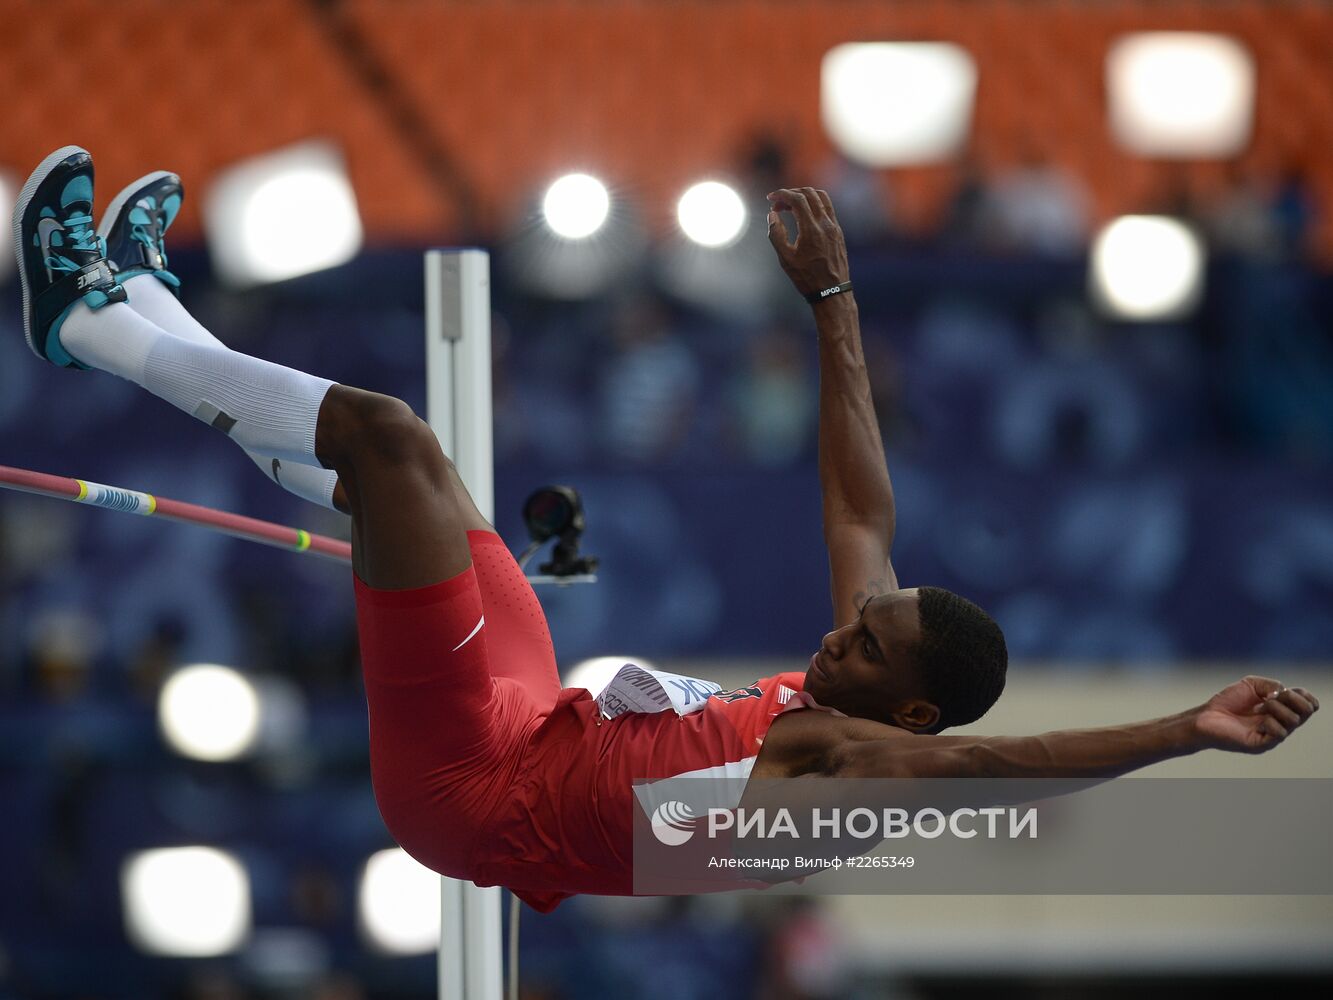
[358,848,440,954]
[203,140,363,288]
[1107,32,1254,157]
[821,42,977,166]
[563,656,659,696]
[508,179,647,299]
[121,847,251,957]
[1090,215,1205,320]
[676,180,748,248]
[252,675,310,756]
[0,168,15,282]
[158,664,262,762]
[542,172,612,240]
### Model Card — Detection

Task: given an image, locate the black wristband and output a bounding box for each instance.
[805,281,852,305]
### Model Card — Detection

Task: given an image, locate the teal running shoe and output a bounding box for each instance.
[98,170,183,293]
[12,145,126,368]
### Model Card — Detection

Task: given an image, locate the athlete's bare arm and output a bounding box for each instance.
[762,192,1321,787]
[813,675,1319,780]
[768,188,897,628]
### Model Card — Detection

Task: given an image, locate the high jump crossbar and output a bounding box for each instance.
[0,462,588,590]
[0,463,353,563]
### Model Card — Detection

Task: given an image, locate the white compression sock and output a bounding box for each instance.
[253,454,340,511]
[120,275,342,511]
[121,273,214,346]
[59,298,334,466]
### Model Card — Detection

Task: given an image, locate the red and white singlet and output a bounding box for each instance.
[471,669,820,911]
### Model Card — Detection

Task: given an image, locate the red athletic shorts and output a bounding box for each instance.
[354,533,805,910]
[353,531,561,881]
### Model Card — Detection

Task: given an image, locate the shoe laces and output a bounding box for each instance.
[47,212,106,274]
[130,221,168,268]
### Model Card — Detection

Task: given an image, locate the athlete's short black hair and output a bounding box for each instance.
[913,586,1007,732]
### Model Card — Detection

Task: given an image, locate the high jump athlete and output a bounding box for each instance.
[14,147,1318,911]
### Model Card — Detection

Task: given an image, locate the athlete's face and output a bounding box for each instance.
[805,589,940,731]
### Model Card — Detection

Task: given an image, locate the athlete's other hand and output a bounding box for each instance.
[767,187,851,300]
[1194,676,1319,754]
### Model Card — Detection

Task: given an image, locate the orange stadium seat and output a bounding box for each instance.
[2,0,1329,258]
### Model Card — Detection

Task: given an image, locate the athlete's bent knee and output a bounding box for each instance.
[318,387,443,469]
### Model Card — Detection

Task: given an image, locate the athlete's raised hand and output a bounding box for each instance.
[767,187,851,300]
[1194,676,1320,754]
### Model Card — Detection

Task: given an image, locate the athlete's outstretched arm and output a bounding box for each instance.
[827,676,1319,779]
[768,187,897,627]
